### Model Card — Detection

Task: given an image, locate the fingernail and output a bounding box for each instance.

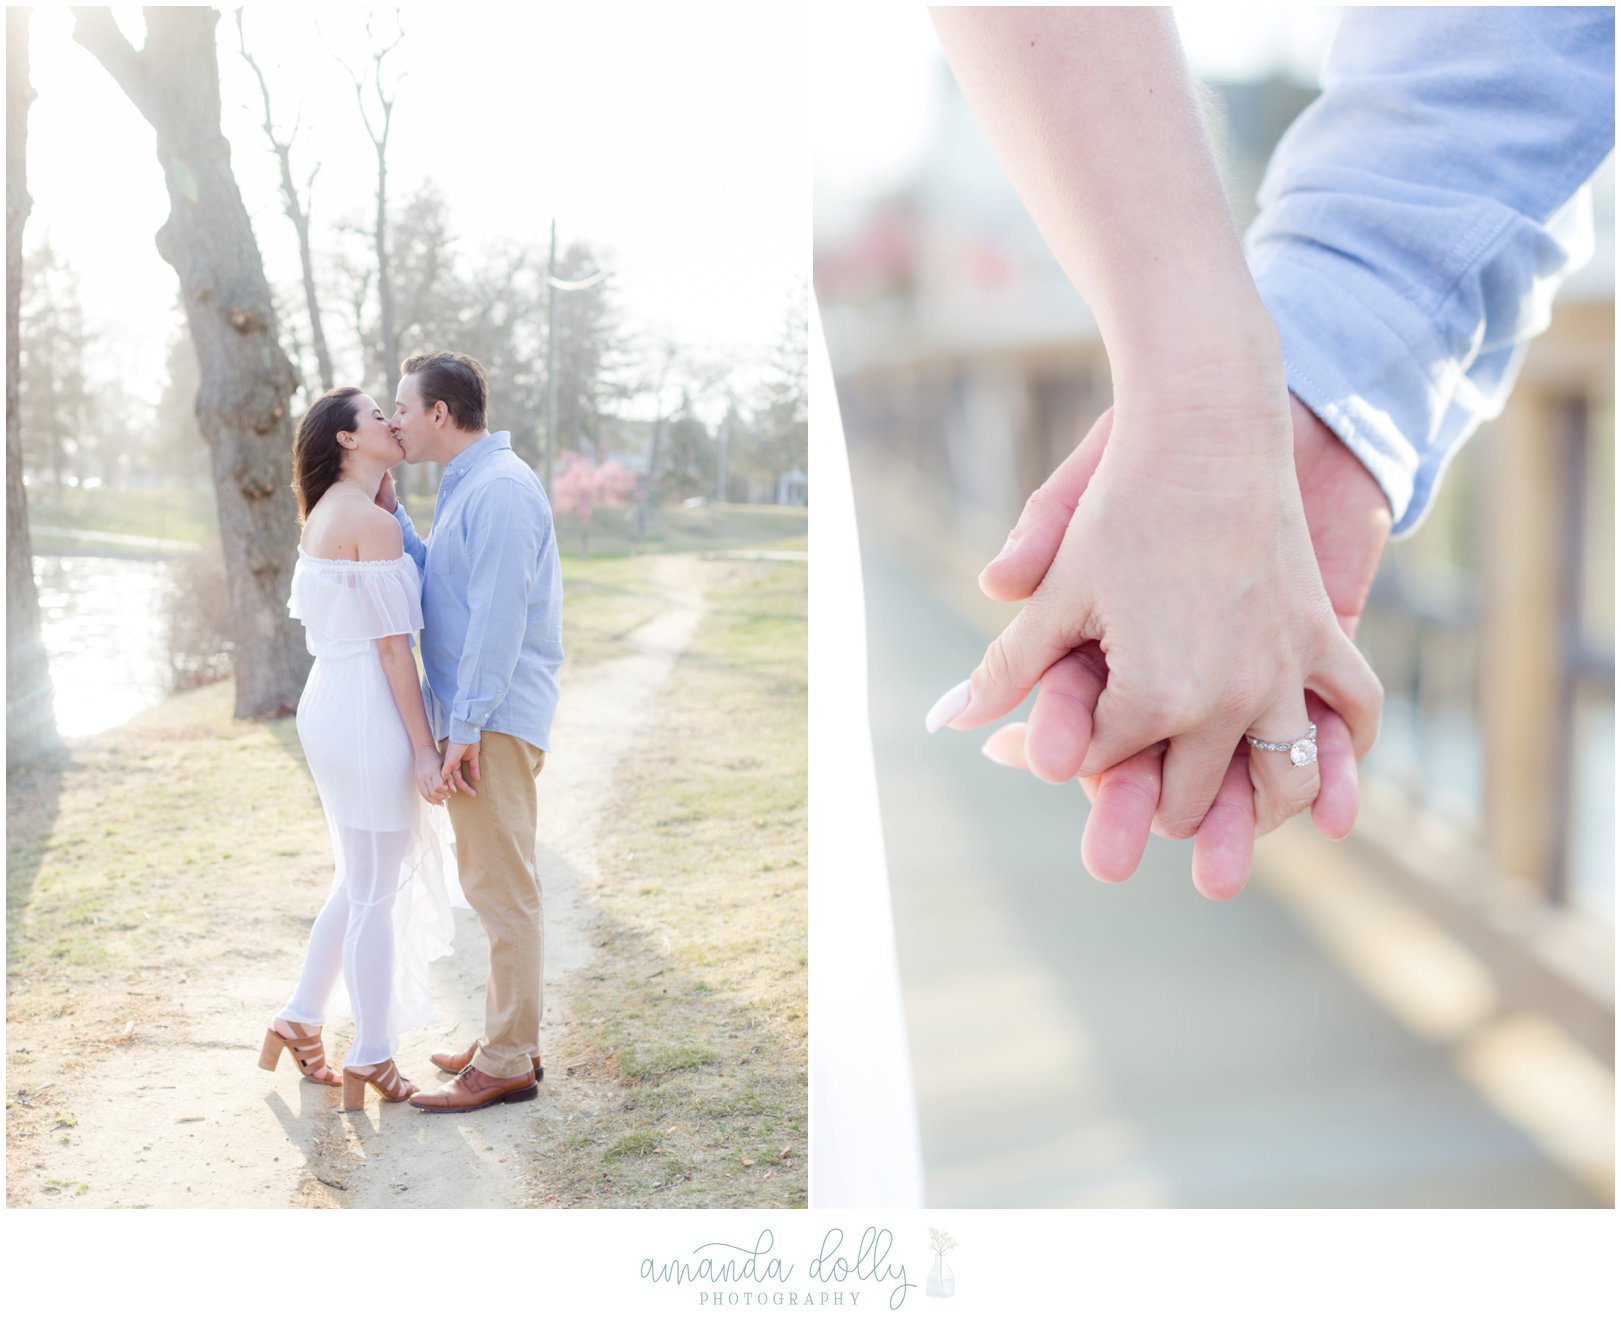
[979,727,1025,768]
[924,679,972,733]
[982,532,1019,574]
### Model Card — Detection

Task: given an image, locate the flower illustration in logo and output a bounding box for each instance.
[927,1227,957,1298]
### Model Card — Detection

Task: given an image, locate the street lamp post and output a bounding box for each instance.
[541,217,608,490]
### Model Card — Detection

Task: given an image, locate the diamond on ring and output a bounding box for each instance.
[1246,722,1317,766]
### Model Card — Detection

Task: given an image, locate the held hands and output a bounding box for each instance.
[414,747,451,806]
[440,740,481,798]
[922,0,1388,895]
[932,388,1390,898]
[413,739,481,805]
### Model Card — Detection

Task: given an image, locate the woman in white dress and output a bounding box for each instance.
[257,387,458,1111]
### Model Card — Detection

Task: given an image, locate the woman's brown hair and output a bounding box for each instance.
[291,387,363,523]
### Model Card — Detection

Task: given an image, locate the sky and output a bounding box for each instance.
[812,5,1342,233]
[23,5,810,411]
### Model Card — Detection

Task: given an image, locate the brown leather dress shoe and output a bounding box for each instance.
[430,1041,543,1082]
[410,1065,539,1114]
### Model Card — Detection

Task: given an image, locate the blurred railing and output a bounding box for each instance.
[821,58,1616,1000]
[1356,308,1614,931]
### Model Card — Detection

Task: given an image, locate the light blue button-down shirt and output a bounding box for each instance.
[1246,6,1614,536]
[395,431,563,750]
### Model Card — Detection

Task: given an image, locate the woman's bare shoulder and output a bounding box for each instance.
[301,487,403,562]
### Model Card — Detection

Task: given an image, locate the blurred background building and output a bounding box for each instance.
[815,7,1613,1208]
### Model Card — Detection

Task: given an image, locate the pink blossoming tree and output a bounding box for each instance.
[552,449,638,552]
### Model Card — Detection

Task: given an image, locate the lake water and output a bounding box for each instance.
[34,554,178,738]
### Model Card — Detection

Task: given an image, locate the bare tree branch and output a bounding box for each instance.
[235,10,279,141]
[70,8,152,117]
[348,9,404,149]
[236,8,333,389]
[343,10,406,427]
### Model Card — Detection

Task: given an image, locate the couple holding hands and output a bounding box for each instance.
[924,6,1612,897]
[258,351,563,1116]
[811,5,1610,1209]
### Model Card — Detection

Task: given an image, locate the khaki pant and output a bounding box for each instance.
[444,731,546,1080]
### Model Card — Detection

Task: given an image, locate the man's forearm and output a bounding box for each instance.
[1248,6,1614,536]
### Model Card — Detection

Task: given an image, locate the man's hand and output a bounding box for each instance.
[976,395,1392,898]
[441,740,481,798]
[376,469,399,514]
[937,377,1383,850]
[414,747,451,806]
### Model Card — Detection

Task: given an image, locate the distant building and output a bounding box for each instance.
[775,468,807,507]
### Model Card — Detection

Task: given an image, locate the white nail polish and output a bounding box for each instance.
[980,739,1018,768]
[986,533,1019,568]
[924,679,972,733]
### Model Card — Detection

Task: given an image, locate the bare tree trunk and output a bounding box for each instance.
[7,9,62,767]
[374,131,397,401]
[237,12,333,392]
[42,361,62,488]
[74,7,309,719]
[639,341,679,538]
[544,218,558,490]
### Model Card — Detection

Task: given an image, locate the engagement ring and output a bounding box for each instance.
[1245,722,1317,766]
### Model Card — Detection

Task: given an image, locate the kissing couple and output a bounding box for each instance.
[256,351,565,1115]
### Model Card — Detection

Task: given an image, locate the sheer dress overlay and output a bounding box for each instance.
[279,550,463,1067]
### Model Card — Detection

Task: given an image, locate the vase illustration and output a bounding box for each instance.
[927,1255,955,1298]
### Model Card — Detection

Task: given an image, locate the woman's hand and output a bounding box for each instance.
[414,747,449,806]
[932,371,1383,841]
[925,8,1384,856]
[969,395,1393,896]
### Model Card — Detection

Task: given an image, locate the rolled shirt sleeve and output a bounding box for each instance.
[1246,5,1615,536]
[448,478,548,745]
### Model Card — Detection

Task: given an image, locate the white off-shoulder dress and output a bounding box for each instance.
[278,551,461,1068]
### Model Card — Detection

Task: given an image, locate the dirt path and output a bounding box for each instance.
[9,555,706,1209]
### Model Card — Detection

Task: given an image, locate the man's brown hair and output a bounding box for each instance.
[400,351,488,432]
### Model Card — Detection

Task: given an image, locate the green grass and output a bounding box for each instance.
[532,557,807,1209]
[402,493,806,561]
[22,487,805,560]
[23,485,216,546]
[549,503,805,671]
[551,502,806,559]
[556,556,676,671]
[6,684,328,984]
[603,1130,662,1163]
[618,1042,721,1081]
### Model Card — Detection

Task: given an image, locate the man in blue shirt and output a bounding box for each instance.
[379,351,563,1113]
